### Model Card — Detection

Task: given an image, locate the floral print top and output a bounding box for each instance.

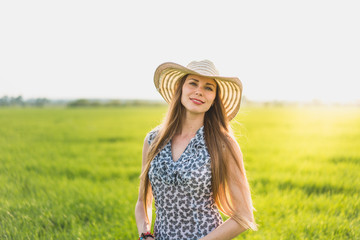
[146,126,223,240]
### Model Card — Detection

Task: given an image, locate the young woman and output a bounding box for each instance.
[135,60,257,240]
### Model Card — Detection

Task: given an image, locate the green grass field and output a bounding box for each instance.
[0,106,359,239]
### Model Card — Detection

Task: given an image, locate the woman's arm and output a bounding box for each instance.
[134,136,154,237]
[200,136,255,240]
[199,217,248,240]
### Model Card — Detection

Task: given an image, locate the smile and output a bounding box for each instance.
[190,98,204,105]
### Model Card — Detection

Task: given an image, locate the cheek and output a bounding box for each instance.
[180,90,188,105]
[180,94,185,104]
[207,92,216,102]
[181,86,192,100]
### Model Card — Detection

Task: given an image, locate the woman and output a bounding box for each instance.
[135,60,257,240]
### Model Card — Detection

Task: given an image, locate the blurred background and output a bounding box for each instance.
[1,1,359,239]
[1,0,359,105]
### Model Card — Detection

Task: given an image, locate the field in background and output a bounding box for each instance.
[0,106,359,239]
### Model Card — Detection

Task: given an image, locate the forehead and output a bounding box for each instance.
[186,74,217,85]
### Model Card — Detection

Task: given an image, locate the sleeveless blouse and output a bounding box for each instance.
[146,126,223,240]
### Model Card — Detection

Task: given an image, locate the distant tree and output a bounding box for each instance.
[0,96,9,106]
[19,96,24,106]
[0,95,25,107]
[34,98,50,107]
[67,99,91,107]
[90,101,101,107]
[106,100,122,107]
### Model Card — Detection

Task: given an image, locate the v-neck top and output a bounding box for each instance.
[146,126,223,240]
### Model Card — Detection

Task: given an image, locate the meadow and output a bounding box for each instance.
[0,105,359,239]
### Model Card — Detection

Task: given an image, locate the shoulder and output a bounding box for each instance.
[225,133,243,159]
[145,125,161,146]
[225,133,241,150]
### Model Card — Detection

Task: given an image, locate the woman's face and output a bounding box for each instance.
[181,74,217,116]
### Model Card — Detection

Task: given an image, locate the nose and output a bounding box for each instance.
[195,89,203,96]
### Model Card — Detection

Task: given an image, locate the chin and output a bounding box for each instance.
[187,106,210,115]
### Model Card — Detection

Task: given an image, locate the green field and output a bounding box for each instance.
[0,106,359,239]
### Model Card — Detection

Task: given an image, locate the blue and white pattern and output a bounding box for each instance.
[146,126,223,240]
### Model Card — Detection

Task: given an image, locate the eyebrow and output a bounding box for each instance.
[189,78,216,87]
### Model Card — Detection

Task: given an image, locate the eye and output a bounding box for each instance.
[205,86,213,91]
[189,82,197,86]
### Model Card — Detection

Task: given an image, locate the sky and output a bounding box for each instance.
[0,0,359,103]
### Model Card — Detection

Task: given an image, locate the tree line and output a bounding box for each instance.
[66,99,165,107]
[0,95,165,107]
[0,95,50,107]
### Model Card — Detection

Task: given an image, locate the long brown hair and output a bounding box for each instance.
[140,75,257,230]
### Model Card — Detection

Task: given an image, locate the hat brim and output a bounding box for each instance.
[154,62,243,121]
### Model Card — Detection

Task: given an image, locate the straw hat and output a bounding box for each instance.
[154,60,243,121]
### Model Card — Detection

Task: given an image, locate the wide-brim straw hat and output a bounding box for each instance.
[154,59,243,121]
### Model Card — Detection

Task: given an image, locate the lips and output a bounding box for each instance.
[190,98,204,104]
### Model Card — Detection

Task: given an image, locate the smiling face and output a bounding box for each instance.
[180,74,217,117]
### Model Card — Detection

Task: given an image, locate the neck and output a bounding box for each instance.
[178,111,204,137]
